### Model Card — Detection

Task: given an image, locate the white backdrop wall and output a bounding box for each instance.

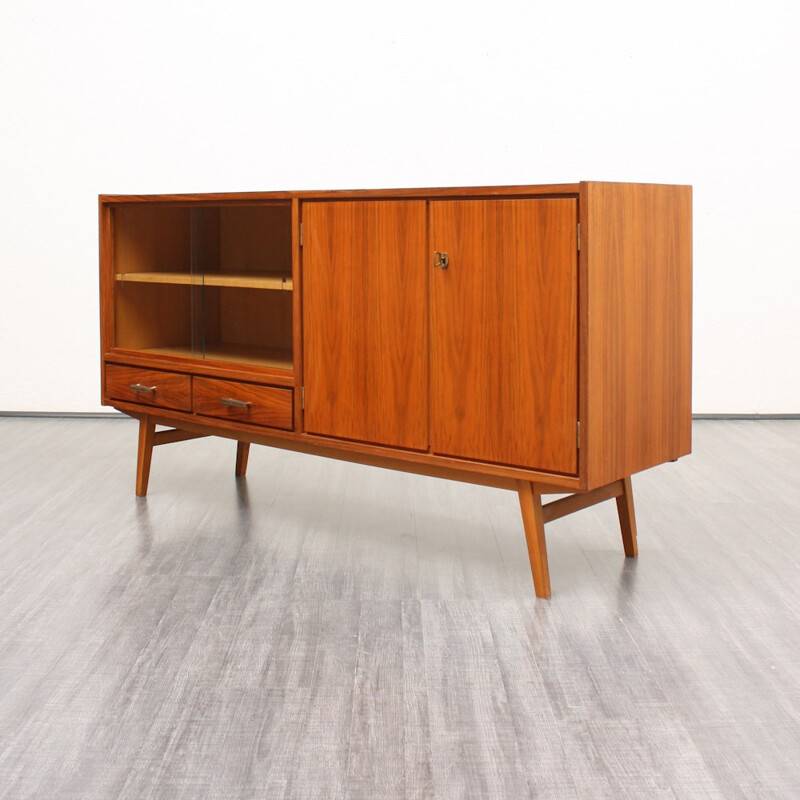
[1,0,797,413]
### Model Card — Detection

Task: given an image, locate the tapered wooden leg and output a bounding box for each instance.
[616,475,638,557]
[517,480,551,598]
[136,416,155,497]
[235,441,250,477]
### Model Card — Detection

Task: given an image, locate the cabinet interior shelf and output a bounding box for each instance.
[136,343,293,369]
[116,271,293,291]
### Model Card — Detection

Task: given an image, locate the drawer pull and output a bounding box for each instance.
[129,383,156,394]
[220,397,252,409]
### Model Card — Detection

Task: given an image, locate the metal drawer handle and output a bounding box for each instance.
[433,251,449,270]
[129,383,156,394]
[220,397,252,409]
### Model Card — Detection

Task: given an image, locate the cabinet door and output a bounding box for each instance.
[430,198,578,473]
[302,201,428,450]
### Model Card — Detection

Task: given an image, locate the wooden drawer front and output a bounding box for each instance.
[193,377,293,430]
[106,364,191,411]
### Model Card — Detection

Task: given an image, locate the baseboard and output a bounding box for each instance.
[692,413,800,420]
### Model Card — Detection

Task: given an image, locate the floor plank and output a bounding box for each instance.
[0,418,798,798]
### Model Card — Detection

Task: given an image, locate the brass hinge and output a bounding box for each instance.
[577,420,581,449]
[577,223,581,252]
[301,386,305,409]
[299,222,303,247]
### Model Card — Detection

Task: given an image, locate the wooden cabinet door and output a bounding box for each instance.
[430,198,578,473]
[302,201,428,450]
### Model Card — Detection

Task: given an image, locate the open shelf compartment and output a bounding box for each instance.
[113,202,293,370]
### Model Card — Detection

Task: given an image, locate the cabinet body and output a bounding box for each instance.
[100,183,691,596]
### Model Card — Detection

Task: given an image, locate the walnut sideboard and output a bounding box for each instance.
[99,182,692,598]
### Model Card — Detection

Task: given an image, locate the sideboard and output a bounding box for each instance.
[99,182,692,597]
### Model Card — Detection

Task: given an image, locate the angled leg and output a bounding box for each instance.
[616,475,638,557]
[136,416,156,497]
[235,441,250,477]
[517,480,551,598]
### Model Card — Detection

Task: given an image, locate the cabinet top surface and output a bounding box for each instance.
[99,184,580,203]
[99,182,691,204]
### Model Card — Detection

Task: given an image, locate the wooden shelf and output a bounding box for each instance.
[140,343,293,369]
[116,271,293,291]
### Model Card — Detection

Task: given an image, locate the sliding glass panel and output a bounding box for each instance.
[198,203,293,368]
[113,201,294,370]
[113,204,199,358]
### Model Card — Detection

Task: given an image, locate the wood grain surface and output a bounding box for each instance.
[217,288,293,361]
[99,184,580,204]
[517,481,551,598]
[110,398,583,490]
[115,271,292,290]
[291,198,304,431]
[105,364,192,411]
[113,204,192,274]
[114,281,194,353]
[302,200,429,450]
[98,201,114,375]
[192,377,293,430]
[430,198,578,473]
[106,350,295,384]
[218,203,292,277]
[136,343,293,370]
[135,416,155,496]
[103,184,693,493]
[583,182,692,488]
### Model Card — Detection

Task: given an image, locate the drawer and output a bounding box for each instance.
[193,377,293,430]
[106,364,192,411]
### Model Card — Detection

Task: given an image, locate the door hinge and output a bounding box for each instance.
[301,386,305,409]
[299,222,303,247]
[577,420,581,449]
[577,223,581,252]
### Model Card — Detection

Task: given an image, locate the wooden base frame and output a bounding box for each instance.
[235,442,250,477]
[135,415,223,497]
[134,418,638,597]
[516,477,638,598]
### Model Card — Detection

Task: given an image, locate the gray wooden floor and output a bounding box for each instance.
[0,418,798,799]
